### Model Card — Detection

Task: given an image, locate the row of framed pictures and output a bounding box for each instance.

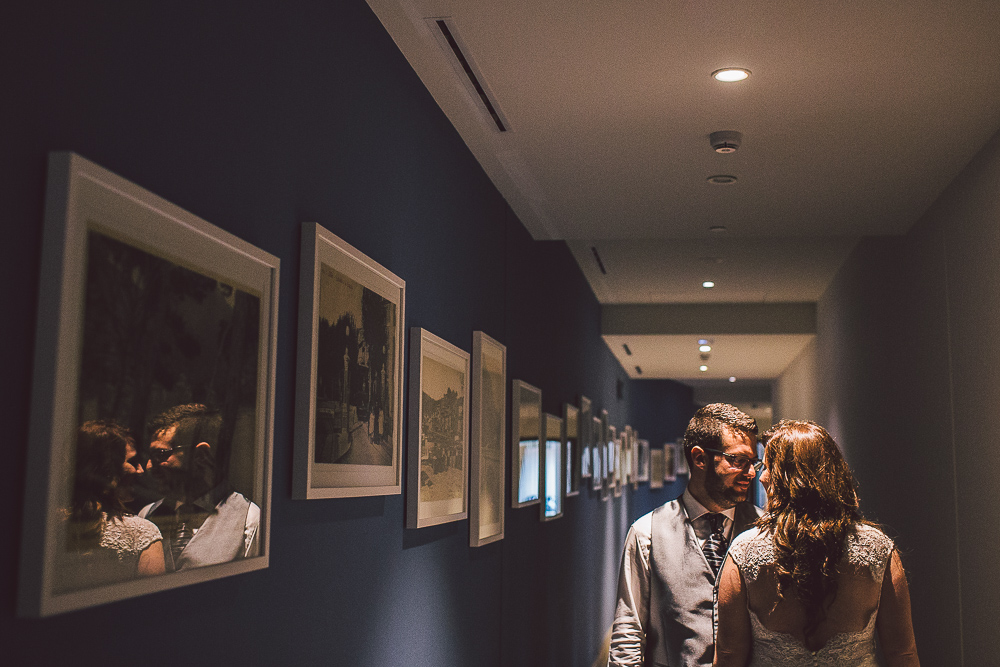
[19,153,688,618]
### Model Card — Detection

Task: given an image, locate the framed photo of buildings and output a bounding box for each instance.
[469,331,506,547]
[406,328,470,529]
[293,222,404,499]
[511,380,542,508]
[19,153,278,617]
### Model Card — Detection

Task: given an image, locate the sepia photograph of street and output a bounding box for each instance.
[419,356,466,505]
[314,263,396,467]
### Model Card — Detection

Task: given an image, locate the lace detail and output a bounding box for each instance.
[99,514,163,562]
[726,523,893,666]
[728,524,893,583]
[748,608,878,667]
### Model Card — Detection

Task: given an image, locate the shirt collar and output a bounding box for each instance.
[681,488,736,524]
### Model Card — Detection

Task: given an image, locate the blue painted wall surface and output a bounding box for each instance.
[1,2,696,665]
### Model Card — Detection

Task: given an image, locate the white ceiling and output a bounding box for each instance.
[367,0,1000,386]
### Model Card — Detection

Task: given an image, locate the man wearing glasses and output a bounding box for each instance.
[139,403,260,572]
[610,403,763,667]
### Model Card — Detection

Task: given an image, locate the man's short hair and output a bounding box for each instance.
[150,403,222,450]
[682,403,758,464]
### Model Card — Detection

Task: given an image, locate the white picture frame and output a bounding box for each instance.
[406,328,470,529]
[19,153,278,617]
[469,331,506,546]
[293,222,405,499]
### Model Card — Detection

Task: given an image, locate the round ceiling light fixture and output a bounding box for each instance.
[729,376,737,383]
[713,67,751,82]
[699,344,712,352]
[707,174,738,185]
[699,365,709,372]
[709,225,728,234]
[702,281,715,288]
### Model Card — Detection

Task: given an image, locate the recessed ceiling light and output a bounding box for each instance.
[699,344,712,352]
[713,68,751,82]
[702,281,715,288]
[707,175,738,185]
[729,376,737,383]
[699,365,708,372]
[709,225,727,234]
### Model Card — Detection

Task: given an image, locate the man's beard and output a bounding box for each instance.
[704,464,747,508]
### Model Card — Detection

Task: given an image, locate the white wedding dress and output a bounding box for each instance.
[726,523,894,667]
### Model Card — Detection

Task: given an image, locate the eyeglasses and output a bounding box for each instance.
[701,447,763,474]
[149,445,183,465]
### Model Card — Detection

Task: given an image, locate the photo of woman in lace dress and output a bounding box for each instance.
[55,421,166,592]
[714,420,919,666]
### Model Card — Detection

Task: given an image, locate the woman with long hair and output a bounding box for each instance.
[56,420,165,591]
[714,420,919,666]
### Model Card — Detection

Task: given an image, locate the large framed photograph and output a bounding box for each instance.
[19,153,278,617]
[540,413,564,521]
[511,380,542,508]
[293,222,404,499]
[407,328,470,529]
[469,331,505,546]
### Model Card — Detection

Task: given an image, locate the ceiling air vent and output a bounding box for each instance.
[430,18,510,133]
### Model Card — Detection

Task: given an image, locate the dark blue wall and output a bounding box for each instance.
[1,2,695,665]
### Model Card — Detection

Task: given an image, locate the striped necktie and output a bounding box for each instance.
[702,513,729,578]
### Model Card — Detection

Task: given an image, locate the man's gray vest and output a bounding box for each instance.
[646,499,759,667]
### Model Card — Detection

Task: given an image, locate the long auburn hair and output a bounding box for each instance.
[757,420,870,638]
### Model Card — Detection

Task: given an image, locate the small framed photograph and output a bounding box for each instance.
[19,153,278,617]
[674,440,689,477]
[469,332,506,547]
[406,328,470,529]
[603,425,617,501]
[649,449,665,489]
[563,403,580,497]
[664,442,679,482]
[613,431,624,498]
[579,396,592,478]
[511,380,542,507]
[540,413,564,521]
[591,415,603,490]
[637,439,651,483]
[293,223,405,499]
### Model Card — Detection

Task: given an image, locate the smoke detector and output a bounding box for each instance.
[710,130,743,154]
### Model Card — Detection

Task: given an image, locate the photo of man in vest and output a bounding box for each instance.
[139,404,260,572]
[609,403,763,666]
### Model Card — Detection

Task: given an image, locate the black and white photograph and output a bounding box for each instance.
[19,153,277,617]
[469,332,506,546]
[407,328,469,528]
[294,223,404,499]
[564,403,580,497]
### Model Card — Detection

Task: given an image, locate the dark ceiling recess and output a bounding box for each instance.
[435,19,507,132]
